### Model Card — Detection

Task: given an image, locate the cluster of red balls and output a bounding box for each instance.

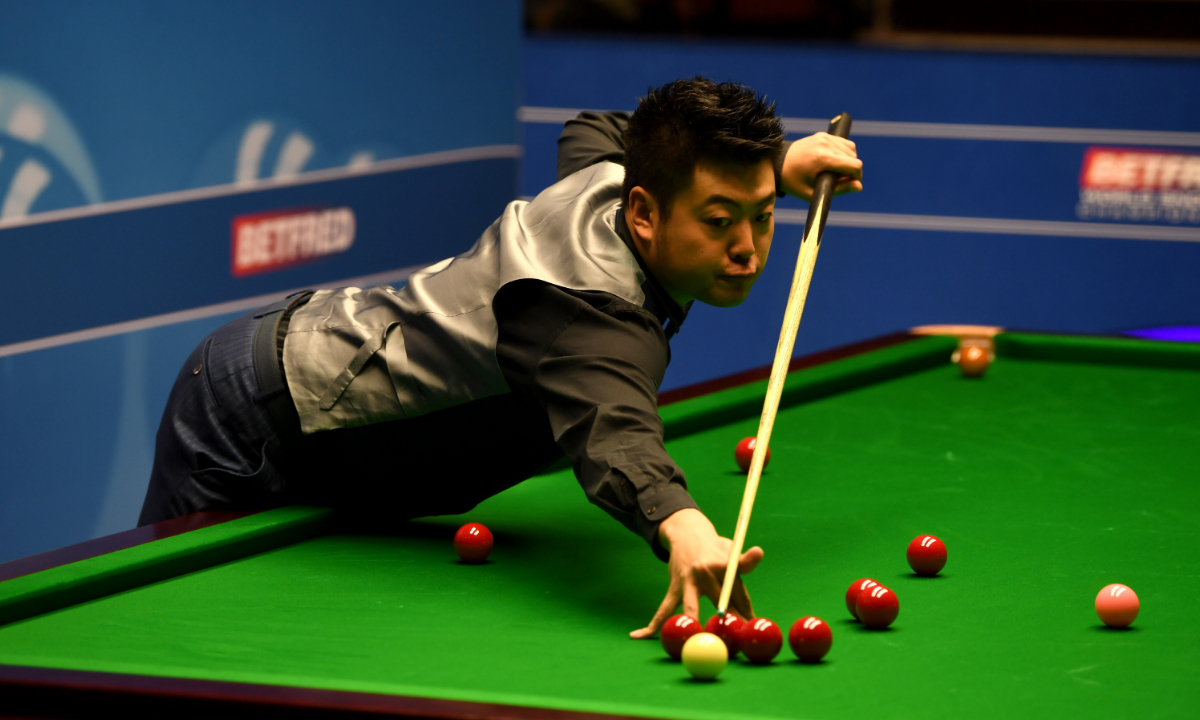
[659,533,949,665]
[843,534,948,629]
[661,612,833,664]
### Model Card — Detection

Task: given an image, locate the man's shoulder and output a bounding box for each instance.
[526,160,623,212]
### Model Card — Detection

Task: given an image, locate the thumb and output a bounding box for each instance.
[739,545,764,575]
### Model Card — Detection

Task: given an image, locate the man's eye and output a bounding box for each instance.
[756,212,773,223]
[707,217,732,228]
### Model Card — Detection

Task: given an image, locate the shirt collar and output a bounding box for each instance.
[615,208,693,339]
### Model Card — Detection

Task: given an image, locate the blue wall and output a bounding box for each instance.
[4,25,1199,564]
[521,37,1200,391]
[0,1,521,563]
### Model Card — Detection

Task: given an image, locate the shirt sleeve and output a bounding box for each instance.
[494,279,698,561]
[557,111,630,181]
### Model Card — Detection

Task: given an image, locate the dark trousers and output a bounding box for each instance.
[140,304,565,528]
[138,308,294,525]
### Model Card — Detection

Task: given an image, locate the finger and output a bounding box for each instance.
[739,545,764,575]
[729,576,754,620]
[682,574,703,621]
[820,155,863,179]
[630,578,682,639]
[833,178,864,196]
[815,133,857,155]
[791,183,814,202]
[696,566,732,617]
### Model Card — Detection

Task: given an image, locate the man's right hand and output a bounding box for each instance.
[629,508,765,639]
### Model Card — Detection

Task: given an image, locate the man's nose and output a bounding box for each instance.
[730,221,755,260]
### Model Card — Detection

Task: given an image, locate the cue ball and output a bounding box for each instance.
[705,612,746,657]
[856,585,900,629]
[788,616,833,663]
[959,345,989,378]
[907,535,948,576]
[1096,584,1139,628]
[660,614,703,660]
[739,618,783,664]
[845,578,879,620]
[734,437,770,473]
[453,522,493,563]
[681,633,728,681]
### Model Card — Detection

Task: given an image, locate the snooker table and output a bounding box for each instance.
[2,330,1198,719]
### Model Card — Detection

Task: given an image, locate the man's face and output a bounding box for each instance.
[631,158,776,308]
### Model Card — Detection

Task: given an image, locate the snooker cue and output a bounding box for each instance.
[716,112,853,617]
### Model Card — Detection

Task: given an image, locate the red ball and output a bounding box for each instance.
[856,585,899,629]
[705,612,745,657]
[660,614,703,660]
[739,618,783,664]
[845,578,879,620]
[907,535,947,576]
[959,345,989,378]
[453,522,493,563]
[734,437,770,473]
[788,616,833,663]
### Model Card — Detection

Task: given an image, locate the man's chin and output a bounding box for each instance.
[698,287,751,308]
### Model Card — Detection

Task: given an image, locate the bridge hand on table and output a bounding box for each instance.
[629,508,765,639]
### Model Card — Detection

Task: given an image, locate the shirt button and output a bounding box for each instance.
[649,506,657,515]
[192,364,203,375]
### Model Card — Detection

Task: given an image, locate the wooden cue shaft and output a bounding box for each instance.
[716,113,853,616]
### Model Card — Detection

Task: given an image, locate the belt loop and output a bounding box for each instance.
[251,291,313,440]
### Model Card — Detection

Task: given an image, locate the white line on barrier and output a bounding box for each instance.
[6,196,1196,358]
[0,145,522,231]
[776,208,1200,243]
[0,265,422,359]
[519,106,1200,147]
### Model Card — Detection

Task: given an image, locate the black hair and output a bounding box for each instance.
[622,77,785,217]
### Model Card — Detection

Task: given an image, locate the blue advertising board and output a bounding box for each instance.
[4,23,1199,564]
[521,37,1200,391]
[0,1,521,562]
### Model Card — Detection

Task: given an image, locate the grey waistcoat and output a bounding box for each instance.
[282,161,647,434]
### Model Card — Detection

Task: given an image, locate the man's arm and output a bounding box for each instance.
[495,279,694,558]
[557,111,630,181]
[555,111,861,202]
[494,280,764,637]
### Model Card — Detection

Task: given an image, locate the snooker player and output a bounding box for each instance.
[139,77,863,639]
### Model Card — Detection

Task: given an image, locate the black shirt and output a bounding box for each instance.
[296,112,699,559]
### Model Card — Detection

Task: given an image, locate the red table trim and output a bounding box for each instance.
[0,664,653,720]
[657,330,915,406]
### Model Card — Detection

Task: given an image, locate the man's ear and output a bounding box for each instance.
[625,186,658,245]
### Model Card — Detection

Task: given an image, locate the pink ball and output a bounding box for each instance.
[1095,584,1139,628]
